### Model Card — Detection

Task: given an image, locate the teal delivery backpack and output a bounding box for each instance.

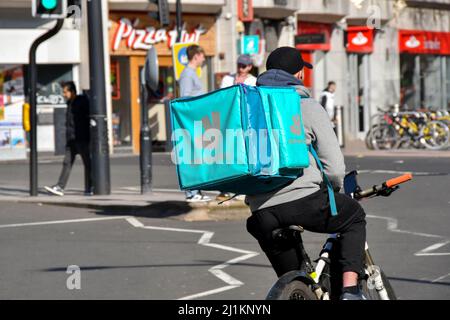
[169,84,309,195]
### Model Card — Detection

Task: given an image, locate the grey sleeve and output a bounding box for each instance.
[309,102,346,189]
[179,74,193,97]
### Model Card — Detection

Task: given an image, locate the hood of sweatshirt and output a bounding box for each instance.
[256,69,312,99]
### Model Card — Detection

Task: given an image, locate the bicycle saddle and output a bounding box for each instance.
[272,225,304,243]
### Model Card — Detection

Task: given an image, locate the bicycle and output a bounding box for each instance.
[265,171,413,300]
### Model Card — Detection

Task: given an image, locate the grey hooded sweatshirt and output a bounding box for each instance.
[245,69,346,212]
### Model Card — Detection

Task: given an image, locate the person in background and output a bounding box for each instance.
[216,54,257,201]
[178,44,211,203]
[220,54,257,88]
[319,81,336,123]
[44,81,92,196]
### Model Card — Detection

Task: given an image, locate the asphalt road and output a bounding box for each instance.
[0,154,449,299]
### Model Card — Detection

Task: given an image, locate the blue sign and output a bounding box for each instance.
[241,35,259,55]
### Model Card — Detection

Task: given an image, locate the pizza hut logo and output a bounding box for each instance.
[351,32,369,46]
[405,36,420,48]
[112,18,206,51]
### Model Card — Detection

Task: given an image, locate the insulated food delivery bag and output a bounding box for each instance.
[169,84,309,195]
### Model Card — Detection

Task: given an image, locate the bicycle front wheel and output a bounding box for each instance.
[361,267,397,300]
[420,120,450,150]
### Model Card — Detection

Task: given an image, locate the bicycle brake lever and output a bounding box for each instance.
[379,185,399,197]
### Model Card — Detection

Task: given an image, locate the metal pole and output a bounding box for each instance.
[176,0,182,43]
[87,0,111,195]
[139,75,152,194]
[28,19,64,196]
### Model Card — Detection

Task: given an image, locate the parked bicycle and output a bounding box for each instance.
[266,171,412,300]
[366,110,450,150]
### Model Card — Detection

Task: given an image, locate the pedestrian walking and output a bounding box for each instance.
[178,44,211,203]
[220,54,257,87]
[44,81,92,196]
[319,81,336,123]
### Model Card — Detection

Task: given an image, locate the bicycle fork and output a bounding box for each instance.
[364,243,389,300]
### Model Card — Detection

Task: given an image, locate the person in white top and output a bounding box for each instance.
[319,81,336,122]
[216,55,256,201]
[220,54,257,88]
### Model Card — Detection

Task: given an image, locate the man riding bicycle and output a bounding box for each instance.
[245,47,368,300]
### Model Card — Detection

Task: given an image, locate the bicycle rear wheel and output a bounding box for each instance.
[271,280,318,300]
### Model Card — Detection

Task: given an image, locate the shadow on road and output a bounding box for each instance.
[40,260,271,272]
[88,201,194,219]
[389,276,450,287]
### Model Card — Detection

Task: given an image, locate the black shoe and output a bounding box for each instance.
[44,185,64,196]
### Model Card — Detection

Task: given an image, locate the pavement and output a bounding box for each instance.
[1,140,450,221]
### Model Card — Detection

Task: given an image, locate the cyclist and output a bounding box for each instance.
[245,47,368,300]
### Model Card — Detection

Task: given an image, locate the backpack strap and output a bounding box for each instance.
[308,145,338,216]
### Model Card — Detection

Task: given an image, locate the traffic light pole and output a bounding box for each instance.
[87,0,111,195]
[139,73,152,194]
[28,18,64,196]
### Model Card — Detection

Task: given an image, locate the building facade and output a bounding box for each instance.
[1,0,449,160]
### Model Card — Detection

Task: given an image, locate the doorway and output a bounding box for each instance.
[348,53,370,140]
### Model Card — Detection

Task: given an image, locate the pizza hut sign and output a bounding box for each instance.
[112,18,206,51]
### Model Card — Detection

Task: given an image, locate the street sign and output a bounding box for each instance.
[241,35,259,55]
[172,42,201,81]
[32,0,68,18]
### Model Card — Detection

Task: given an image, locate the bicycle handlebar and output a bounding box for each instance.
[385,173,412,188]
[354,173,413,200]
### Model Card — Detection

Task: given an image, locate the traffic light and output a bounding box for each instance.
[148,0,170,27]
[32,0,68,18]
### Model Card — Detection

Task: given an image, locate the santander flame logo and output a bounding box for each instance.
[405,35,421,49]
[351,32,369,46]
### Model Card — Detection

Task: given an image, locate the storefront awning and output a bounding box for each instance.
[399,30,450,55]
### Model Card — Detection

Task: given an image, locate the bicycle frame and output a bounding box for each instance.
[300,171,411,300]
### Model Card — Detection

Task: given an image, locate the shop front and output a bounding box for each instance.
[295,21,333,93]
[0,8,81,160]
[346,26,375,139]
[108,11,216,154]
[399,30,450,111]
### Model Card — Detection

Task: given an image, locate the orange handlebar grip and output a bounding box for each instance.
[385,173,413,187]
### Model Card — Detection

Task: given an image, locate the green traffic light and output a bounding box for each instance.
[42,0,57,10]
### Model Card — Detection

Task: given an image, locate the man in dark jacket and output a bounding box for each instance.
[245,47,367,300]
[45,81,92,196]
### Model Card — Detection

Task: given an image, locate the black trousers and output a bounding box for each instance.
[57,141,92,191]
[246,187,366,277]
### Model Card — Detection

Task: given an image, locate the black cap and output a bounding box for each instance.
[266,47,313,74]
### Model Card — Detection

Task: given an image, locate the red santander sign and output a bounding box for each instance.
[399,30,450,55]
[346,27,374,53]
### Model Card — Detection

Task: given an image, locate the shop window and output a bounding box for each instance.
[447,57,450,110]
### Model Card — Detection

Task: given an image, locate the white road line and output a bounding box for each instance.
[359,169,446,176]
[178,285,239,300]
[415,241,450,256]
[0,216,131,229]
[366,215,450,256]
[432,273,450,283]
[125,217,259,300]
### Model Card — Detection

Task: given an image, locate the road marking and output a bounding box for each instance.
[359,169,448,176]
[0,216,131,229]
[125,217,259,300]
[415,241,450,257]
[366,215,450,256]
[432,273,450,283]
